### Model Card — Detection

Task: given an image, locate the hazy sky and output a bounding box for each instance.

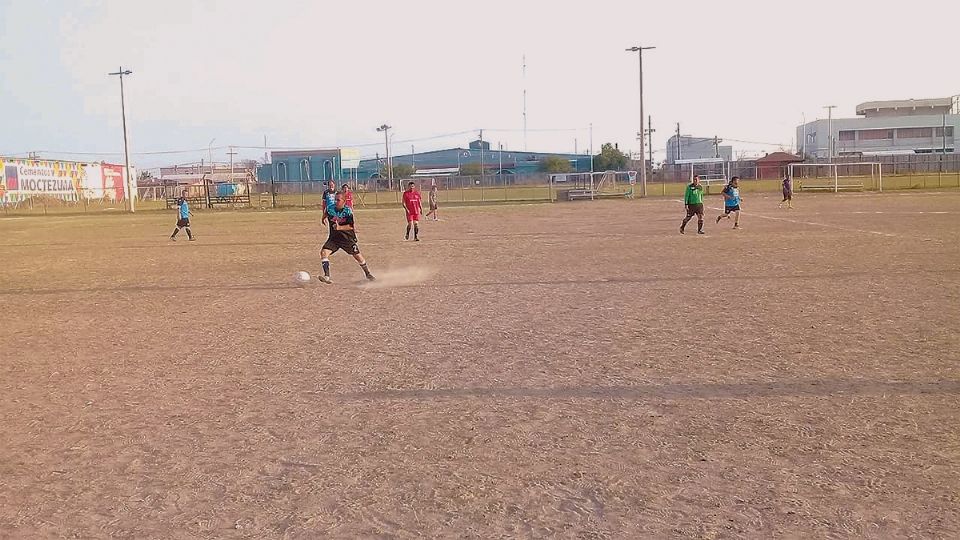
[1,0,957,168]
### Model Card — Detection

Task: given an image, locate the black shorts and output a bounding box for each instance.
[176,218,190,228]
[724,205,740,214]
[322,238,360,255]
[685,203,704,217]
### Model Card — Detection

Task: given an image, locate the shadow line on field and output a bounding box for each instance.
[0,241,312,249]
[334,379,960,402]
[0,283,294,296]
[382,268,958,290]
[2,268,957,296]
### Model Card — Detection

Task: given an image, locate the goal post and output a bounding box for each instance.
[788,162,883,193]
[547,170,638,201]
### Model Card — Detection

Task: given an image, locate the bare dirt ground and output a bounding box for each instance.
[2,191,959,538]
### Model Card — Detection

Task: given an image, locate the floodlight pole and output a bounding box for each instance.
[824,105,836,162]
[627,46,655,197]
[377,124,392,188]
[589,123,594,173]
[109,67,135,212]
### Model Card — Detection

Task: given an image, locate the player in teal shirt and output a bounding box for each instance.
[716,176,743,229]
[170,189,195,241]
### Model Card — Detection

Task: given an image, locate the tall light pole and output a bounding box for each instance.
[499,143,503,177]
[627,46,655,197]
[376,124,392,188]
[108,67,135,212]
[824,105,836,162]
[457,150,471,174]
[801,113,806,158]
[208,138,216,167]
[589,123,594,173]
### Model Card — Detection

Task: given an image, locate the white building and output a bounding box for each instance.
[665,135,733,164]
[797,97,959,158]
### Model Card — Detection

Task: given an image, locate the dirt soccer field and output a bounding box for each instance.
[1,190,959,538]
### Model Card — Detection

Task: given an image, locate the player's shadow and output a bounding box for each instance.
[335,379,960,402]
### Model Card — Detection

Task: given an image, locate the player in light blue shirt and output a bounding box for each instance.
[170,189,195,241]
[716,176,743,229]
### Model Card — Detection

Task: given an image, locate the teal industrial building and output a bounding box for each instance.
[256,140,591,183]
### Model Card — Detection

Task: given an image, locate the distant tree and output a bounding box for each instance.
[392,164,415,179]
[380,162,416,179]
[593,143,629,171]
[539,156,573,173]
[459,163,483,176]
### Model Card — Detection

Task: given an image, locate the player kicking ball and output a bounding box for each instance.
[318,192,375,284]
[402,181,422,241]
[716,176,743,229]
[170,190,195,241]
[680,175,706,235]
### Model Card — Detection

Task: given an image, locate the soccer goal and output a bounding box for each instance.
[548,171,637,201]
[788,162,883,193]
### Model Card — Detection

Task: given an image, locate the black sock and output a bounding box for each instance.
[185,228,193,240]
[360,263,371,276]
[698,219,703,232]
[171,228,179,238]
[322,259,330,277]
[405,224,411,238]
[414,224,419,238]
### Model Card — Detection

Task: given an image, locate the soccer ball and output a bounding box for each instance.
[294,271,311,285]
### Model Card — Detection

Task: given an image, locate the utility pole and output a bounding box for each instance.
[801,113,807,158]
[713,136,722,158]
[676,123,682,162]
[646,115,655,169]
[108,66,135,212]
[824,105,837,162]
[589,123,594,173]
[626,46,655,197]
[411,144,416,172]
[942,114,947,155]
[479,129,485,182]
[522,54,527,151]
[499,143,503,177]
[376,124,392,188]
[227,146,238,184]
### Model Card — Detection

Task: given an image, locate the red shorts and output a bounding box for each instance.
[406,212,421,222]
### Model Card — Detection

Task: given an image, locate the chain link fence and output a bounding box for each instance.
[3,157,960,216]
[251,173,557,209]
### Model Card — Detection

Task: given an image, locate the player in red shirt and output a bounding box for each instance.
[340,183,354,209]
[401,181,422,241]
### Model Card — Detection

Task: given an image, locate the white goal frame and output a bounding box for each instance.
[548,170,637,200]
[788,162,884,193]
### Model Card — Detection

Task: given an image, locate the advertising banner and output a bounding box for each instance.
[102,164,125,200]
[0,158,134,203]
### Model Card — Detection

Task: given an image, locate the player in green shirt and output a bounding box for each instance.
[680,175,706,235]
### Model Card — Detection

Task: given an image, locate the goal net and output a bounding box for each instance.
[788,162,883,193]
[548,171,637,200]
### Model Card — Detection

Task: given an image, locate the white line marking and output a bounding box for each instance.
[704,205,899,238]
